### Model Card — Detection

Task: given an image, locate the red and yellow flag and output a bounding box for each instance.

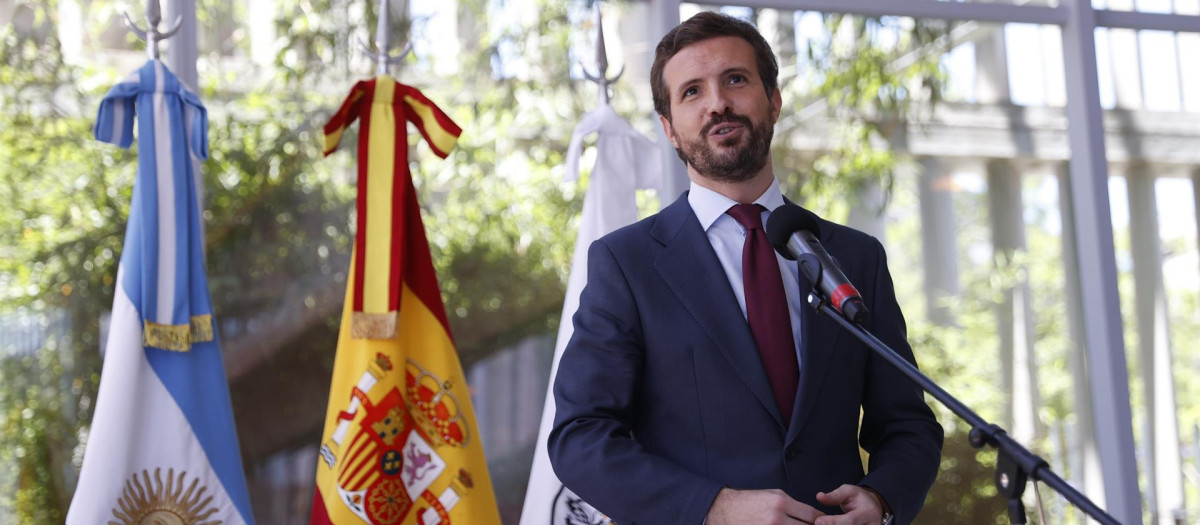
[313,77,499,525]
[324,75,462,340]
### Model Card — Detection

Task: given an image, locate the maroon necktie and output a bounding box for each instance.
[727,203,799,425]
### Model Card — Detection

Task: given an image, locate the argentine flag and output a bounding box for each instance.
[67,60,255,525]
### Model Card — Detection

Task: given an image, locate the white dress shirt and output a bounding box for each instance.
[687,179,805,373]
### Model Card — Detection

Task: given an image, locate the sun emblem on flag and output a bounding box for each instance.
[109,467,222,525]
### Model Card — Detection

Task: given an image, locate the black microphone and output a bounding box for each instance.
[765,203,869,325]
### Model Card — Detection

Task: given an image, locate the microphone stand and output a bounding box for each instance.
[793,254,1121,525]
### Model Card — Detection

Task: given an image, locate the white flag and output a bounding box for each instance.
[520,105,661,525]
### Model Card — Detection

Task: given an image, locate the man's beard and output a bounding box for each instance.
[673,110,774,183]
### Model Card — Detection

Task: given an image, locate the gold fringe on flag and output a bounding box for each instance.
[351,311,397,340]
[143,314,214,351]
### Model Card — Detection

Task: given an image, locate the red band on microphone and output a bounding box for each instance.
[830,283,860,311]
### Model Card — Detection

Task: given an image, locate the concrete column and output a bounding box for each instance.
[975,26,1010,104]
[468,359,493,456]
[1106,0,1144,109]
[917,158,960,326]
[1056,163,1105,518]
[165,0,203,240]
[977,28,1041,445]
[1194,424,1200,519]
[649,0,689,206]
[1127,165,1186,525]
[165,0,199,92]
[1041,24,1068,107]
[987,159,1041,445]
[495,347,517,456]
[515,336,552,448]
[1194,169,1200,281]
[423,0,462,76]
[55,0,84,64]
[1178,0,1200,113]
[845,180,887,243]
[248,0,278,66]
[756,8,796,75]
[617,0,654,94]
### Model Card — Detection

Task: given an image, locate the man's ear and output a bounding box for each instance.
[770,88,783,124]
[659,113,679,149]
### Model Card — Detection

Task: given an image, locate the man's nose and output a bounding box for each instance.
[706,88,731,115]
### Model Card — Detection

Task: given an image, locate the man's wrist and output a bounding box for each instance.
[703,486,731,525]
[859,485,893,524]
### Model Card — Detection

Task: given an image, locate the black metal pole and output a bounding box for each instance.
[805,293,1122,525]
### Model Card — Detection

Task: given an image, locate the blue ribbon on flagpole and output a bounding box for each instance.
[95,60,212,352]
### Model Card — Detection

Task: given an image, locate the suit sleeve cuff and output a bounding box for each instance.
[859,484,892,514]
[690,481,726,525]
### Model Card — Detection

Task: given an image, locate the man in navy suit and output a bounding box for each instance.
[548,12,943,525]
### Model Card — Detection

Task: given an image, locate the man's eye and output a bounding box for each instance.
[683,87,698,97]
[730,75,746,84]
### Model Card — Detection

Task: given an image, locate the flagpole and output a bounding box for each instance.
[122,0,205,244]
[650,0,689,204]
[165,0,198,91]
[358,0,413,77]
[120,0,181,61]
[164,0,203,241]
[580,3,624,107]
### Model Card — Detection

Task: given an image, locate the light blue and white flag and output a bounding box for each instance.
[67,60,254,525]
[520,105,661,525]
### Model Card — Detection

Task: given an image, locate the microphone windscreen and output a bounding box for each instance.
[765,203,821,258]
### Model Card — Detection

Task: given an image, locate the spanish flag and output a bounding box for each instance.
[312,77,500,525]
[323,75,462,340]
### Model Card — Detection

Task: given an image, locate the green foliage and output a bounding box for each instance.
[780,15,951,220]
[0,341,73,525]
[417,0,587,361]
[0,8,114,522]
[225,0,593,367]
[881,170,1104,523]
[1170,288,1200,515]
[200,89,358,327]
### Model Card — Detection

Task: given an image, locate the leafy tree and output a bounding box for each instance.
[0,5,123,521]
[777,13,951,220]
[0,346,72,525]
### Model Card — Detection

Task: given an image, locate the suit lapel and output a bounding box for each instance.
[652,195,784,429]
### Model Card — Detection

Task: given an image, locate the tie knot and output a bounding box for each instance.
[726,203,766,231]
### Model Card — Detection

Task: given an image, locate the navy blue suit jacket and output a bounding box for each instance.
[548,193,943,525]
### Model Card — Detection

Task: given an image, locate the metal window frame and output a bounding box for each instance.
[650,1,1192,522]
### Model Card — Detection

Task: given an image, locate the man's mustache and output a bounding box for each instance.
[700,111,753,136]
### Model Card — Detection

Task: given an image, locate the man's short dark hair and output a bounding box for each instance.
[650,11,779,121]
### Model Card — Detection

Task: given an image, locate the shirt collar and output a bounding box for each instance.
[687,178,786,231]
